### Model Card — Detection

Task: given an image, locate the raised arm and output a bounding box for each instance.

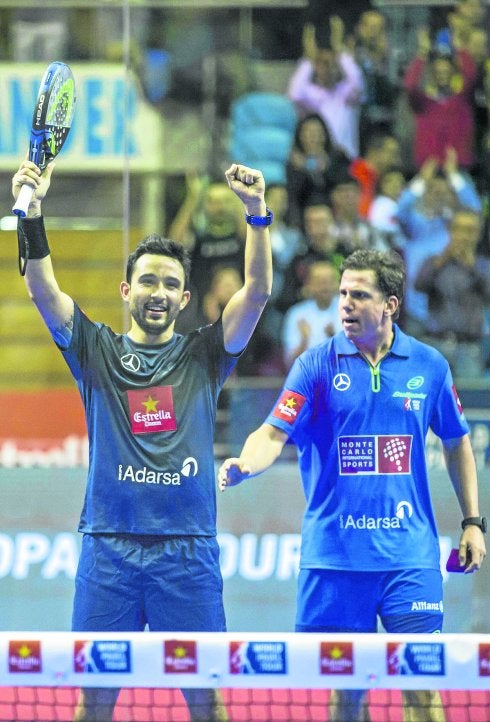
[12,160,74,348]
[442,434,486,572]
[218,423,289,491]
[220,164,273,354]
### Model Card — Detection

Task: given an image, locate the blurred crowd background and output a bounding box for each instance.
[1,0,490,383]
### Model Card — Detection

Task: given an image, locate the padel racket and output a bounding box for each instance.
[12,61,76,217]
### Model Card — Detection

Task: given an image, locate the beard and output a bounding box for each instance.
[130,303,178,338]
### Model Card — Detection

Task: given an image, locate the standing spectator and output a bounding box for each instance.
[466,27,490,186]
[281,260,342,368]
[349,132,402,218]
[354,9,400,142]
[434,0,486,55]
[286,113,350,228]
[403,27,478,171]
[414,209,490,378]
[396,148,481,337]
[288,17,364,159]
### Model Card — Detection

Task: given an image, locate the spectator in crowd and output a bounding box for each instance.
[265,183,304,301]
[396,148,481,337]
[414,209,490,378]
[403,26,478,171]
[167,174,246,332]
[281,260,342,369]
[235,183,306,377]
[466,27,489,186]
[288,17,364,160]
[200,265,242,325]
[368,166,407,252]
[328,172,374,255]
[434,0,485,55]
[286,113,350,228]
[353,9,400,143]
[349,131,402,218]
[277,203,344,314]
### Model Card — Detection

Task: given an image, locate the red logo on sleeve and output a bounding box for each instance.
[272,390,306,425]
[451,385,463,415]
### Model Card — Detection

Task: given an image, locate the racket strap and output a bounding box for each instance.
[17,216,50,276]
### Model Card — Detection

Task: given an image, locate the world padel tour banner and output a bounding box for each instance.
[0,63,164,172]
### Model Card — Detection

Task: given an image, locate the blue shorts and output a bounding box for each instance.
[72,534,226,632]
[295,568,443,633]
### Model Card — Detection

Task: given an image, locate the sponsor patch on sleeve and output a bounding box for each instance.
[272,390,306,425]
[451,385,464,415]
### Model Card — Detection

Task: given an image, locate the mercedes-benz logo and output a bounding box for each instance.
[333,373,351,391]
[121,353,141,373]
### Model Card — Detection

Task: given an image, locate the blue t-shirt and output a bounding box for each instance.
[62,304,237,536]
[266,325,469,572]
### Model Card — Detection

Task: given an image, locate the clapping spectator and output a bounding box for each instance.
[414,209,490,377]
[403,26,478,171]
[281,260,342,368]
[286,113,350,227]
[396,148,481,336]
[354,10,400,141]
[288,17,364,159]
[467,28,490,186]
[434,0,485,55]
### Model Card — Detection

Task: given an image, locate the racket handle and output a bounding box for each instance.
[12,184,35,218]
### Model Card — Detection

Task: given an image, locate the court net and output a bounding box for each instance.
[0,632,488,721]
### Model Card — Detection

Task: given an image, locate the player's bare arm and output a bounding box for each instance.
[442,433,487,571]
[221,163,273,354]
[218,424,288,491]
[12,160,75,348]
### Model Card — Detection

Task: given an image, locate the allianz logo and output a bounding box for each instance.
[117,457,198,485]
[339,501,413,529]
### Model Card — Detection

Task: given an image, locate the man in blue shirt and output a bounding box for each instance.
[219,249,486,722]
[13,157,273,722]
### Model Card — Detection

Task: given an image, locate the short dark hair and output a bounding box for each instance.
[126,234,191,289]
[340,249,405,319]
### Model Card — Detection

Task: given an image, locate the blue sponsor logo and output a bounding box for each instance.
[230,641,287,675]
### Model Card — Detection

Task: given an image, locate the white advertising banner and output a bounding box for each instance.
[0,63,164,172]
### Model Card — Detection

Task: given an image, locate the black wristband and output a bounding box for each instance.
[17,215,50,276]
[461,516,487,533]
